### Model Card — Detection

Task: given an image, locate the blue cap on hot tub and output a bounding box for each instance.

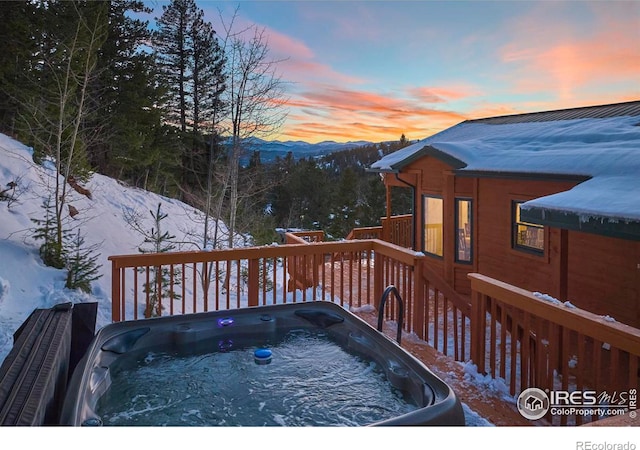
[254,348,272,365]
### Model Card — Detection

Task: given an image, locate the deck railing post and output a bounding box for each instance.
[110,257,121,323]
[470,288,485,373]
[247,258,259,307]
[381,216,390,243]
[374,251,383,308]
[412,256,426,341]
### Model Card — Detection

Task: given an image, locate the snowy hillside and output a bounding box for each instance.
[0,133,238,363]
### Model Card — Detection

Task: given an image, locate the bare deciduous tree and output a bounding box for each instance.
[17,2,108,267]
[215,7,288,249]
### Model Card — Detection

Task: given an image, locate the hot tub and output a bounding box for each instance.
[61,301,465,426]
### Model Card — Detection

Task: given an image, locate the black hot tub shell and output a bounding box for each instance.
[60,301,465,426]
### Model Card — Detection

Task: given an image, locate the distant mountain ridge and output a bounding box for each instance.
[235,137,374,164]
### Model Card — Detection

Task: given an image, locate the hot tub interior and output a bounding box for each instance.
[61,301,465,426]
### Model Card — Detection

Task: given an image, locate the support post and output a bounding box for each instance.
[248,258,259,307]
[111,258,121,323]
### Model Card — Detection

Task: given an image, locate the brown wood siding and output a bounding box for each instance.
[404,157,451,193]
[454,266,472,295]
[567,231,640,328]
[392,144,640,329]
[454,176,474,196]
[475,178,577,298]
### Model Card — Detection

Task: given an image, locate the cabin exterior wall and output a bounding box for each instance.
[385,158,640,328]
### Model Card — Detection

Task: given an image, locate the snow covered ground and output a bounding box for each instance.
[0,132,238,360]
[0,133,629,445]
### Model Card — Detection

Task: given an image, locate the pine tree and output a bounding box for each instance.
[153,0,226,192]
[135,203,181,318]
[65,229,102,293]
[0,1,41,135]
[188,9,226,189]
[16,1,108,271]
[87,0,168,185]
[153,0,198,132]
[31,196,68,269]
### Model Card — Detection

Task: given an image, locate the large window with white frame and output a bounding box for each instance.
[512,201,544,253]
[423,195,443,257]
[455,198,472,263]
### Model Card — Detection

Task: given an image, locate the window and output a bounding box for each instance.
[423,196,443,257]
[455,199,472,263]
[513,201,544,253]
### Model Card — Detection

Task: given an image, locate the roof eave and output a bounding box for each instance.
[365,167,399,174]
[521,206,640,241]
[367,145,467,173]
[453,170,591,183]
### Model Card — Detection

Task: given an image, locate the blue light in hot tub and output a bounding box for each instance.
[217,317,234,327]
[218,339,234,352]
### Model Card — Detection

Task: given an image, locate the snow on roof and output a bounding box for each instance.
[369,102,640,226]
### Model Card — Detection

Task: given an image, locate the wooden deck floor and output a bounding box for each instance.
[321,259,639,427]
[354,309,532,427]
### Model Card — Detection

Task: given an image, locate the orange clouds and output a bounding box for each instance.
[278,84,469,143]
[212,1,639,145]
[499,2,640,102]
[407,86,482,104]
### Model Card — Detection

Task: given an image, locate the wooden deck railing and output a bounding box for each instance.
[469,273,640,425]
[109,239,424,325]
[347,214,412,247]
[285,230,325,243]
[108,237,469,362]
[108,237,639,426]
[381,214,413,248]
[417,263,472,362]
[345,226,382,241]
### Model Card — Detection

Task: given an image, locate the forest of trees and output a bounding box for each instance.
[0,0,413,257]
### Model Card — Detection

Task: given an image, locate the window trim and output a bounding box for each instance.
[512,200,545,255]
[422,194,444,258]
[455,197,473,264]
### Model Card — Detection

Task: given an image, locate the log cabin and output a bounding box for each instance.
[368,100,640,328]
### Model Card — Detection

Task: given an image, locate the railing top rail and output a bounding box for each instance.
[382,214,413,221]
[469,273,640,355]
[108,238,424,269]
[349,225,383,232]
[287,230,324,239]
[370,239,424,265]
[284,232,315,244]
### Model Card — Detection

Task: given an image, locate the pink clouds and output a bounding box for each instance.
[204,1,638,144]
[407,86,482,104]
[499,2,640,101]
[280,84,469,143]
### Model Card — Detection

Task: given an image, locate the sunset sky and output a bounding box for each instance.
[144,0,640,143]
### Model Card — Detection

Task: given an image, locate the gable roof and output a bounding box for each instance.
[368,101,640,240]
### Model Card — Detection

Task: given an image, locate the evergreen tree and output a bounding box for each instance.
[153,0,197,132]
[134,203,181,318]
[15,1,108,271]
[87,0,168,185]
[65,229,103,293]
[153,0,226,192]
[327,166,358,238]
[0,1,41,135]
[31,196,69,269]
[186,8,226,190]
